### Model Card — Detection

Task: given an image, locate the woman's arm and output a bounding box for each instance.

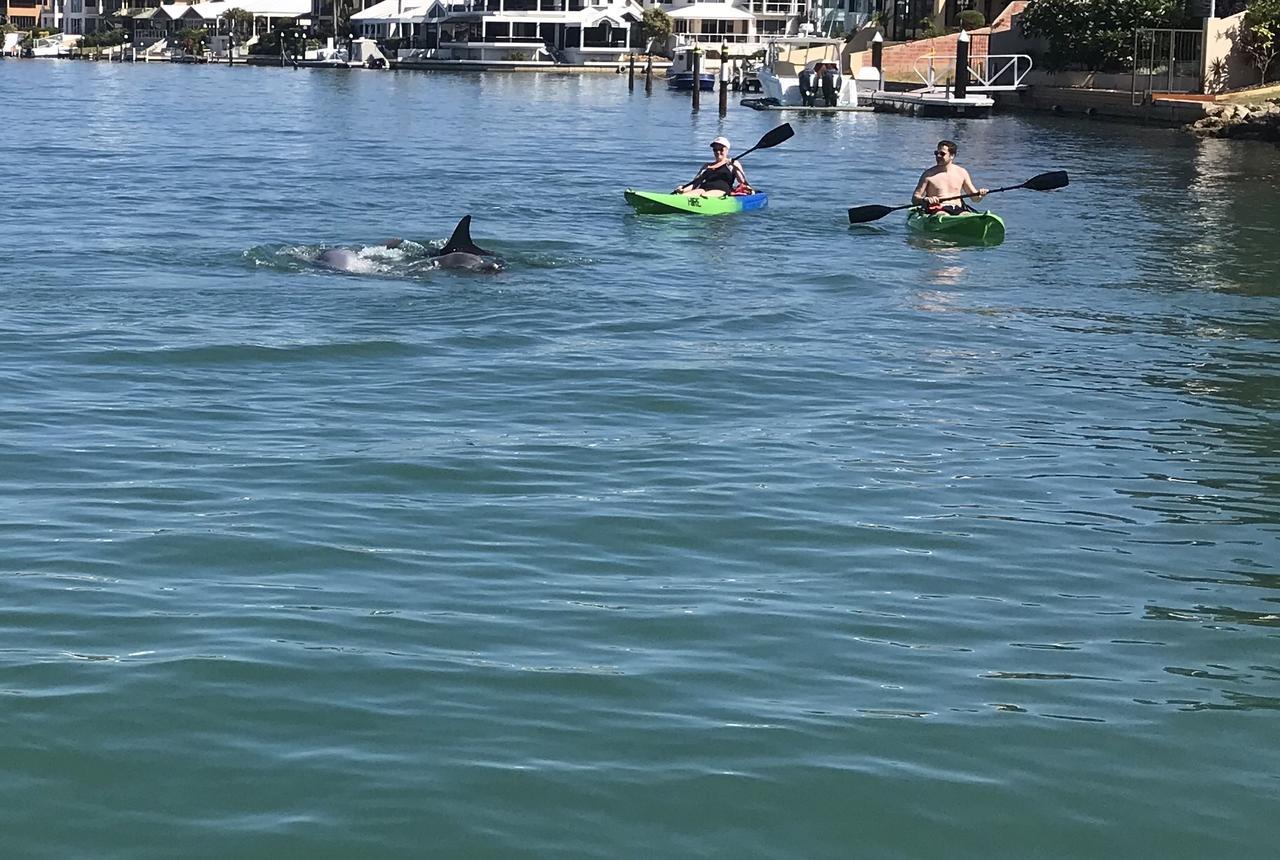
[676,163,710,194]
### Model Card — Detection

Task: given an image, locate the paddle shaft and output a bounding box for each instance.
[921,179,1027,208]
[679,125,792,191]
[848,171,1068,224]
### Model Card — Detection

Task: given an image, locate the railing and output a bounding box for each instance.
[673,32,754,44]
[1131,28,1203,105]
[912,54,1034,91]
[750,0,801,14]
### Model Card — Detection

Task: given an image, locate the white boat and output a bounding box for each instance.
[665,44,717,91]
[756,36,856,108]
[299,46,358,68]
[29,34,79,58]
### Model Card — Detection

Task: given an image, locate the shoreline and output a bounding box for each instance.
[13,53,1279,142]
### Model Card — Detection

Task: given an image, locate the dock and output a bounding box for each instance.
[740,98,872,113]
[867,90,995,118]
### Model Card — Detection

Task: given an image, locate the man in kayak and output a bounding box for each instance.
[674,136,752,198]
[911,140,987,214]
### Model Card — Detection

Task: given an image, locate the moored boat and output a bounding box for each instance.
[624,189,768,216]
[665,45,717,91]
[906,209,1005,243]
[756,36,856,108]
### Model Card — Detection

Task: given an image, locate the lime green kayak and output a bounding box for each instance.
[907,209,1005,243]
[624,188,768,216]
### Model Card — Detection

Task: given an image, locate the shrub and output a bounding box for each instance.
[1239,0,1280,83]
[175,27,208,53]
[1020,0,1192,72]
[959,9,987,29]
[81,28,127,48]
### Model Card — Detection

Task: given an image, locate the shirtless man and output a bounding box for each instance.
[911,140,988,214]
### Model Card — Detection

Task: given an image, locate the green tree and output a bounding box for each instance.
[1239,0,1280,83]
[1020,0,1191,71]
[175,26,208,54]
[640,7,672,54]
[220,7,255,42]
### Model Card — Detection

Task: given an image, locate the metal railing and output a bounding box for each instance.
[1131,28,1203,105]
[912,54,1034,91]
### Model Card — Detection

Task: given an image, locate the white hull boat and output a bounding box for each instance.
[755,37,857,108]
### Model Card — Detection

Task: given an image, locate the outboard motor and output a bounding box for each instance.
[798,67,818,106]
[820,66,842,106]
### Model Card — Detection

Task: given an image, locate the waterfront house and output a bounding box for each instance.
[351,0,442,42]
[386,0,645,67]
[3,0,45,28]
[115,0,309,47]
[655,0,877,54]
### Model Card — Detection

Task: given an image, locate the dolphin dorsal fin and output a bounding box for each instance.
[436,215,493,257]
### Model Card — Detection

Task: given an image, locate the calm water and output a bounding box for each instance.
[2,60,1279,858]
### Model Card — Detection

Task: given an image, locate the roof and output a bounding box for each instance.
[440,7,637,24]
[667,3,753,20]
[351,0,442,22]
[154,0,311,20]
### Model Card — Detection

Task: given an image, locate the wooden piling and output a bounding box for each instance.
[692,48,700,111]
[628,54,635,91]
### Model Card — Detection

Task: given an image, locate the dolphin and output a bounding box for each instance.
[317,247,362,272]
[431,216,503,273]
[316,241,407,275]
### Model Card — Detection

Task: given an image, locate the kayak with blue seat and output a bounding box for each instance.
[624,188,769,216]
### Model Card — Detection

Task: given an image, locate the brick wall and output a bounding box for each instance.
[853,31,992,84]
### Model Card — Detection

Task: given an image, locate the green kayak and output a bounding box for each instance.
[907,209,1005,243]
[624,188,769,216]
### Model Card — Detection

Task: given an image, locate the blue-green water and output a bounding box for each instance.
[2,61,1279,857]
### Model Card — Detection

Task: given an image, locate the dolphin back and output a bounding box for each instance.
[435,215,494,258]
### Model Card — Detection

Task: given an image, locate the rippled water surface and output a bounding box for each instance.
[2,61,1279,857]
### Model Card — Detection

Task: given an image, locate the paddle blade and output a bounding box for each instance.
[848,204,896,224]
[1023,170,1069,192]
[756,123,794,150]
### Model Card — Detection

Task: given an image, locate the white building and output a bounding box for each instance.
[658,0,810,54]
[372,0,644,66]
[120,0,312,50]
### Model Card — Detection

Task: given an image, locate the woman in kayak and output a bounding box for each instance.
[911,140,987,214]
[674,136,752,198]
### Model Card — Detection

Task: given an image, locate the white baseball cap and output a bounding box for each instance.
[710,136,730,149]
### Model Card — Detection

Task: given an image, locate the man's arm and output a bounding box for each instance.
[960,168,988,200]
[911,172,932,206]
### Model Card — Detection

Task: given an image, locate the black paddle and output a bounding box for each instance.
[847,170,1069,225]
[674,124,794,193]
[735,123,795,159]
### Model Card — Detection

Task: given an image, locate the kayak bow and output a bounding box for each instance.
[624,188,768,216]
[906,209,1006,243]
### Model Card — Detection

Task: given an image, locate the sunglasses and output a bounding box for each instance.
[934,150,949,156]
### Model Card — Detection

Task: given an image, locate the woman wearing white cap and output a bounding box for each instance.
[674,136,752,198]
